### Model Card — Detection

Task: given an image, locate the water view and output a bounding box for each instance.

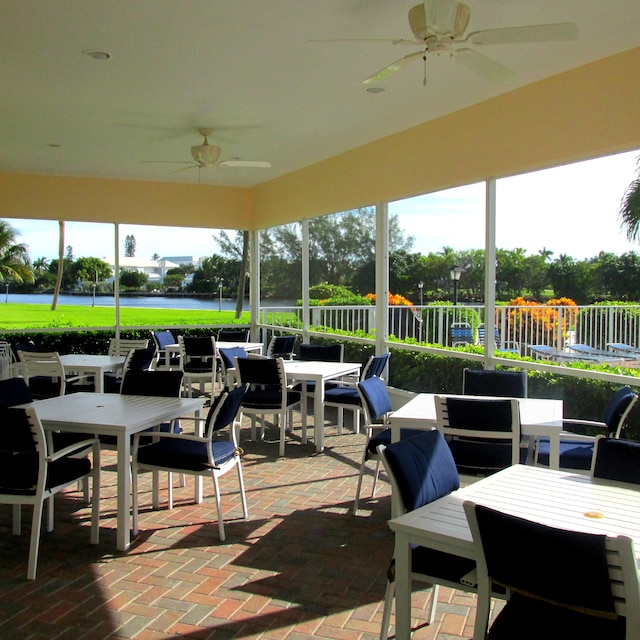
[6,293,250,311]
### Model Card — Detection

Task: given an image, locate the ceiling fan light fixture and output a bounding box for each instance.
[410,1,470,39]
[191,142,221,165]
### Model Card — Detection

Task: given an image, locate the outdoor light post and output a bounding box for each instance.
[218,280,224,312]
[4,283,8,303]
[92,270,98,307]
[417,281,424,343]
[450,265,462,307]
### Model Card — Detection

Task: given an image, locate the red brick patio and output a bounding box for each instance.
[0,410,480,639]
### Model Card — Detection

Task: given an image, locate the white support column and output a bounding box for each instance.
[484,178,497,367]
[249,229,260,342]
[375,202,389,356]
[114,222,120,339]
[301,219,310,343]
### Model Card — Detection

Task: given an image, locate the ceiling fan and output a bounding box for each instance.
[324,1,578,86]
[142,128,271,173]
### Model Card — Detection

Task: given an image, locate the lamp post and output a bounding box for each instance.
[4,283,8,303]
[92,270,98,307]
[450,265,463,308]
[417,281,424,343]
[218,280,224,312]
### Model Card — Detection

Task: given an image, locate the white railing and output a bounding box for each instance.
[259,303,640,355]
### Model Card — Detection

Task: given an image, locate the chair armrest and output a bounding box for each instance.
[48,436,100,461]
[561,418,608,436]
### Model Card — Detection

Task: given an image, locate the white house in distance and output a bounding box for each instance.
[104,255,200,285]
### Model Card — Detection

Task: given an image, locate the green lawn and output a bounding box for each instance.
[0,303,250,329]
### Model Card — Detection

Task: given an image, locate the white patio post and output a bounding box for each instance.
[484,178,497,367]
[249,229,260,343]
[302,219,310,343]
[114,222,120,339]
[375,201,389,358]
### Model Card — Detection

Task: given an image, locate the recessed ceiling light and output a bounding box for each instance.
[83,49,112,61]
[366,87,385,94]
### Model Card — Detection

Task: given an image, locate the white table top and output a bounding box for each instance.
[391,393,563,430]
[389,464,640,560]
[59,354,126,369]
[24,392,203,436]
[283,360,361,380]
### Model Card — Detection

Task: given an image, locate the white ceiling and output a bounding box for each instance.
[1,0,639,188]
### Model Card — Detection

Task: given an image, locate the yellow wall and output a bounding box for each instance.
[1,47,638,232]
[0,174,252,228]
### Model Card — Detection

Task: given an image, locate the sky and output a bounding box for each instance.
[7,149,640,263]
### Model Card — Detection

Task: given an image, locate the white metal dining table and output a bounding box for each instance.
[389,464,640,640]
[282,360,361,452]
[390,392,564,469]
[59,353,127,393]
[21,392,204,551]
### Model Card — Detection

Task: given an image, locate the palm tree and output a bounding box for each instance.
[0,220,34,285]
[619,157,640,242]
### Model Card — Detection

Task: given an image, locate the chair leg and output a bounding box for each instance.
[353,451,369,515]
[278,410,286,457]
[212,473,226,542]
[426,584,440,625]
[379,579,395,640]
[47,496,54,532]
[27,500,45,580]
[371,459,381,498]
[237,461,249,520]
[167,472,174,510]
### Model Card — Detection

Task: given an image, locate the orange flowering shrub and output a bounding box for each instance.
[505,296,578,347]
[366,292,416,308]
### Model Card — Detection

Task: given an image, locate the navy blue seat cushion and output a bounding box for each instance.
[487,593,625,640]
[593,438,640,483]
[324,386,360,405]
[136,438,237,471]
[243,388,301,409]
[0,377,33,406]
[0,452,91,495]
[464,369,526,398]
[536,437,594,470]
[383,430,460,512]
[367,428,422,455]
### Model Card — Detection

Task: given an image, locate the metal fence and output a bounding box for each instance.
[260,303,640,356]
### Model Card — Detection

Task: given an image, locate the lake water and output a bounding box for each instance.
[5,293,266,311]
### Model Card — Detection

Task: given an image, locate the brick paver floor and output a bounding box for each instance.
[0,407,481,639]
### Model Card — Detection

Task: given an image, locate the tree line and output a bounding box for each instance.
[4,207,640,305]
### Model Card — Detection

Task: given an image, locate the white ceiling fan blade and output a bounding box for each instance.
[363,50,424,85]
[169,165,199,174]
[468,23,578,46]
[140,160,194,164]
[218,160,271,168]
[454,48,515,83]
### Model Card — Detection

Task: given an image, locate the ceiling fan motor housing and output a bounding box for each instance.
[410,0,471,40]
[191,142,221,165]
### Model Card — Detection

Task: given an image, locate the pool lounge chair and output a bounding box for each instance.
[567,344,632,365]
[607,342,640,358]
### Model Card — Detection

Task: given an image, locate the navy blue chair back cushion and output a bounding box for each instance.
[269,335,297,357]
[237,357,280,386]
[299,344,342,362]
[446,397,514,433]
[128,344,157,372]
[208,385,247,433]
[463,369,526,398]
[121,370,184,397]
[364,353,389,379]
[0,408,40,494]
[153,330,176,350]
[0,377,33,407]
[383,430,460,512]
[602,386,637,435]
[218,329,249,342]
[219,346,248,369]
[358,376,392,421]
[593,438,640,484]
[473,504,616,615]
